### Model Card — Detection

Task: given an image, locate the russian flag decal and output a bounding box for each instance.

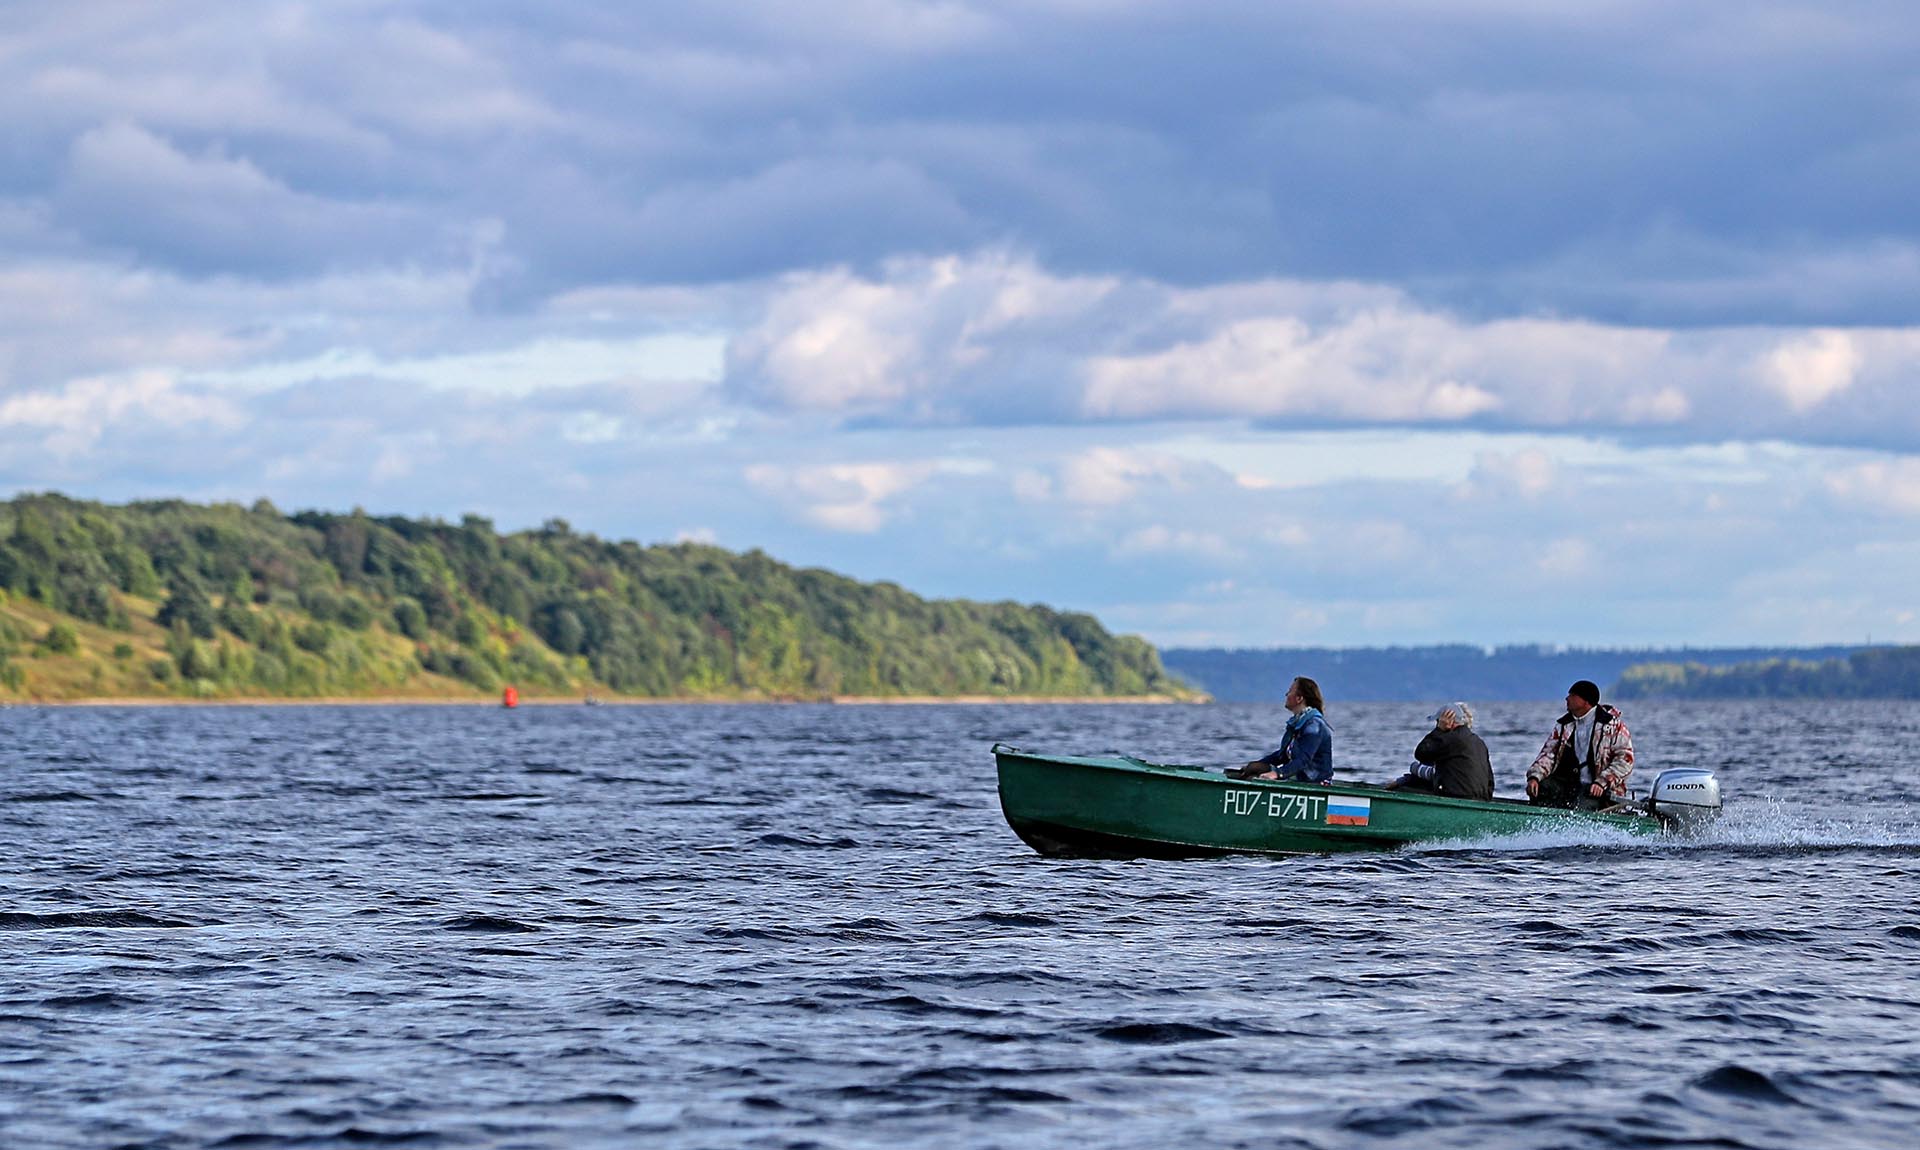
[1326,796,1371,826]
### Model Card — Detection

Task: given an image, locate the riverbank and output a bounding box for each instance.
[22,692,1206,706]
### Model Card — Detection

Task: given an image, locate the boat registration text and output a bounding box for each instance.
[1222,789,1327,821]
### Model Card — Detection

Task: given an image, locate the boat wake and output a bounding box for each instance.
[1400,822,1650,855]
[1678,796,1920,852]
[1403,796,1920,857]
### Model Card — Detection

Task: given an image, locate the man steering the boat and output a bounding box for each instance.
[1227,676,1333,782]
[1525,680,1636,808]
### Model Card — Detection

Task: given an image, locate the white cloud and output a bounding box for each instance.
[1536,537,1594,577]
[1468,449,1558,499]
[0,261,278,387]
[1010,468,1054,502]
[194,336,725,399]
[1825,457,1920,515]
[1620,386,1692,423]
[1113,524,1235,560]
[1056,446,1188,505]
[743,459,937,532]
[730,271,920,411]
[725,253,1116,420]
[0,371,242,457]
[1424,379,1504,420]
[1344,520,1418,564]
[1761,330,1860,413]
[560,413,623,443]
[1286,607,1332,633]
[1081,311,1504,423]
[725,254,1920,447]
[369,439,425,483]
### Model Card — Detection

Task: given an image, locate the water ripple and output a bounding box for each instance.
[4,699,1920,1149]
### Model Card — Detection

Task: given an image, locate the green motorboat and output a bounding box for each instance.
[992,744,1722,858]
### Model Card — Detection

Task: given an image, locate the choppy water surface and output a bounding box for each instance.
[5,700,1920,1149]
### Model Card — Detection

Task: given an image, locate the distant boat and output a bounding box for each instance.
[992,745,1721,858]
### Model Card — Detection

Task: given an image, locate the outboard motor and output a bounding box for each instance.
[1648,767,1721,831]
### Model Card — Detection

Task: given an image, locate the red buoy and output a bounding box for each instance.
[503,685,519,708]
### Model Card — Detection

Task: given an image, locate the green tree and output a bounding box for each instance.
[0,492,1193,702]
[392,597,428,640]
[453,612,485,646]
[337,595,374,630]
[157,583,217,639]
[42,621,80,654]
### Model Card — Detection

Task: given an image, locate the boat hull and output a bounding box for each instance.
[994,746,1662,858]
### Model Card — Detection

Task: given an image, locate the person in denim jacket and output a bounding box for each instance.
[1229,676,1333,782]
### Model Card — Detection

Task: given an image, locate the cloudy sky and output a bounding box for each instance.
[3,1,1918,648]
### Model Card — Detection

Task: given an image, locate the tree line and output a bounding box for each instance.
[1160,643,1868,702]
[0,493,1189,701]
[1613,647,1920,700]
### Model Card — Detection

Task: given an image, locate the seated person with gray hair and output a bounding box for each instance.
[1386,702,1494,800]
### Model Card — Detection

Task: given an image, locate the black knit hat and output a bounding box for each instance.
[1569,680,1601,706]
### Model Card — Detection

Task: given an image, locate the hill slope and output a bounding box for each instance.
[0,493,1190,702]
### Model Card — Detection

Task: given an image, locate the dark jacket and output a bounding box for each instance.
[1261,708,1334,783]
[1411,725,1495,800]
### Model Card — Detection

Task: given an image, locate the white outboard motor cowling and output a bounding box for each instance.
[1648,767,1721,829]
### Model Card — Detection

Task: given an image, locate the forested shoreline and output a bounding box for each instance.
[0,493,1191,702]
[1161,644,1880,702]
[1613,648,1920,699]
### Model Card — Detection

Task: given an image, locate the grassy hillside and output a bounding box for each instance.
[0,493,1193,702]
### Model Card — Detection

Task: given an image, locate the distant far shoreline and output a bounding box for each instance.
[26,693,1203,707]
[1159,643,1881,703]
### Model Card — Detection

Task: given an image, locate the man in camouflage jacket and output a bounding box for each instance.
[1525,680,1636,807]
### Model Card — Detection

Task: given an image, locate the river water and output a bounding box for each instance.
[4,700,1918,1149]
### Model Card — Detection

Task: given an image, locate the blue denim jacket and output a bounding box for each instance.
[1261,708,1334,782]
